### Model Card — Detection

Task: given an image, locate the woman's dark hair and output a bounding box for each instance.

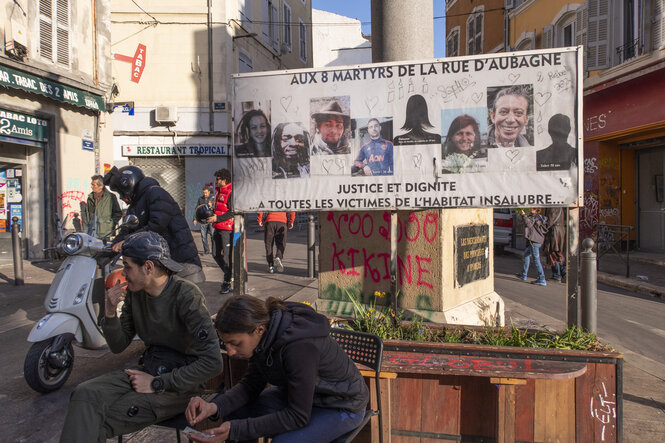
[237,109,271,147]
[271,122,310,174]
[444,114,481,155]
[400,94,434,131]
[214,295,286,334]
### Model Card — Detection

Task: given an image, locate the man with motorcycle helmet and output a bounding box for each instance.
[103,165,205,283]
[59,231,223,442]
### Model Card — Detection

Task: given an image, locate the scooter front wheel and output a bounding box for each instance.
[24,339,74,393]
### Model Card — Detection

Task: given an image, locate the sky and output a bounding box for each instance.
[311,0,446,59]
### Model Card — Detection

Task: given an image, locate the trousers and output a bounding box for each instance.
[264,221,287,266]
[222,386,365,443]
[213,229,233,283]
[59,368,198,443]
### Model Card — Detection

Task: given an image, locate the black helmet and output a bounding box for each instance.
[105,166,144,202]
[195,204,214,224]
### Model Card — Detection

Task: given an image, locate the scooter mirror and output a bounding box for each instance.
[123,214,139,228]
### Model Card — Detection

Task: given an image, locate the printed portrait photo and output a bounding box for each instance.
[486,84,534,148]
[440,107,488,174]
[393,94,442,146]
[351,117,394,177]
[234,101,272,158]
[536,113,578,171]
[310,96,352,155]
[272,122,311,179]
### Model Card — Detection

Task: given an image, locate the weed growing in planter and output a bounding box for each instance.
[342,290,613,352]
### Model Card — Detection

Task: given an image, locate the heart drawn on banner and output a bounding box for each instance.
[280,96,292,112]
[412,153,423,169]
[322,159,334,174]
[505,149,521,163]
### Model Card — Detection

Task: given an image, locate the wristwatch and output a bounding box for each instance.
[151,375,165,394]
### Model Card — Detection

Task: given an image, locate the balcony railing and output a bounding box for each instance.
[615,38,643,64]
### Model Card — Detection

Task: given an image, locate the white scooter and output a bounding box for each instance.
[23,215,138,393]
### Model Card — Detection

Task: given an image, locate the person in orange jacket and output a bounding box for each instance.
[257,211,295,273]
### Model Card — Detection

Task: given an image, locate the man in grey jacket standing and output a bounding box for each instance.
[82,175,122,238]
[515,208,548,286]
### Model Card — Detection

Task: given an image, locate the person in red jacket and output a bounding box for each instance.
[208,169,234,294]
[257,211,295,273]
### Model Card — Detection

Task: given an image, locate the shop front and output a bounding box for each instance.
[0,61,108,259]
[118,140,230,228]
[583,66,665,251]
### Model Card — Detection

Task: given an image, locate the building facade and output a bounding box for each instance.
[0,0,112,258]
[110,0,312,225]
[445,0,506,56]
[445,0,665,251]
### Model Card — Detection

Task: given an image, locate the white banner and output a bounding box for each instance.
[232,48,582,212]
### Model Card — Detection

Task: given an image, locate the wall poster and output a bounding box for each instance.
[232,48,583,212]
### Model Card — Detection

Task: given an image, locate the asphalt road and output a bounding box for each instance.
[493,252,665,368]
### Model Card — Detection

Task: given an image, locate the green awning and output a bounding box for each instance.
[0,64,105,112]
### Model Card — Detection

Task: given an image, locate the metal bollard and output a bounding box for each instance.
[307,215,315,278]
[11,216,24,286]
[580,238,597,333]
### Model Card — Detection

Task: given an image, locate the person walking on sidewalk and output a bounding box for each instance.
[544,207,566,282]
[193,186,215,255]
[516,208,549,286]
[209,169,234,294]
[59,231,222,443]
[257,211,295,273]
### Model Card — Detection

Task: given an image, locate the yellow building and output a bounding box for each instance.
[110,0,312,224]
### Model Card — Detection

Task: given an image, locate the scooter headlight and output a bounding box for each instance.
[62,234,83,255]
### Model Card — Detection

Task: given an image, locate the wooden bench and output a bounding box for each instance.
[358,348,587,443]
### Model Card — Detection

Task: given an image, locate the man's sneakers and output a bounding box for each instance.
[268,266,274,274]
[531,279,547,286]
[220,281,231,294]
[274,257,284,273]
[515,273,527,281]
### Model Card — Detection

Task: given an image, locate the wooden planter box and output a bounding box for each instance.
[359,340,622,443]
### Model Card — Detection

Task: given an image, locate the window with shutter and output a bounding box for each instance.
[447,27,460,57]
[270,2,279,50]
[56,0,69,65]
[262,0,270,42]
[654,0,665,50]
[39,0,53,62]
[239,0,252,28]
[39,0,69,67]
[543,25,554,49]
[466,7,484,55]
[576,4,588,71]
[299,20,307,62]
[587,0,609,69]
[283,2,292,50]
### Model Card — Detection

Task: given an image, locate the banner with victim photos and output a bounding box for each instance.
[231,47,582,212]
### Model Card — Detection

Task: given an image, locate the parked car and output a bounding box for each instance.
[493,208,513,252]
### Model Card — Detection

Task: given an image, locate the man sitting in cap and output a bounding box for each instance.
[310,100,351,155]
[59,231,223,443]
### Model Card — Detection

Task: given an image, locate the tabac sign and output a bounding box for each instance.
[0,108,48,142]
[114,44,147,83]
